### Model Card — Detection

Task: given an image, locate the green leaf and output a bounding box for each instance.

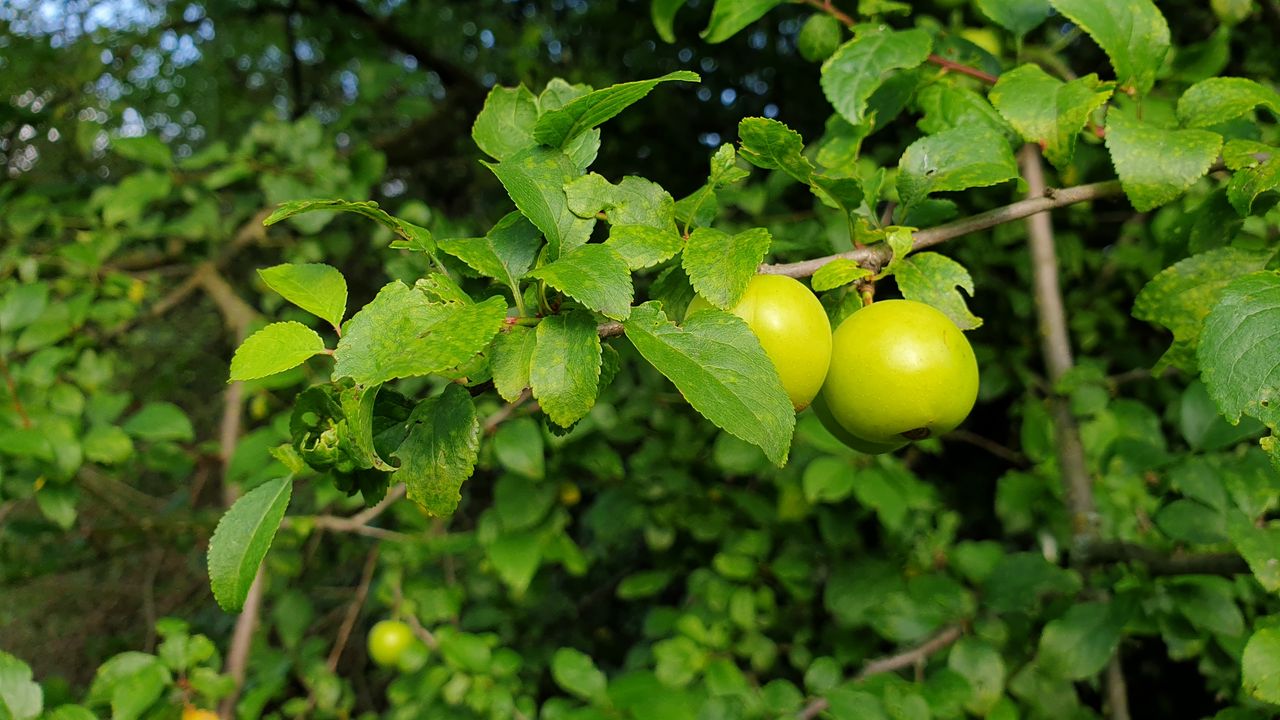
[606,225,685,270]
[207,476,292,612]
[892,252,982,330]
[1036,601,1127,680]
[484,147,595,259]
[0,282,48,332]
[1104,110,1222,212]
[811,259,872,292]
[333,283,507,386]
[0,652,41,720]
[821,28,932,127]
[491,325,537,403]
[493,418,545,480]
[624,303,793,465]
[1243,627,1280,703]
[617,570,676,599]
[1227,154,1280,216]
[1156,499,1228,544]
[263,199,436,254]
[229,321,327,382]
[394,384,481,516]
[652,0,688,42]
[701,0,785,43]
[83,425,135,464]
[896,125,1018,214]
[530,312,602,428]
[527,244,634,320]
[122,402,194,442]
[1049,0,1171,95]
[1228,515,1280,592]
[989,65,1114,170]
[551,648,609,703]
[948,639,1005,715]
[472,84,539,160]
[1178,77,1280,128]
[532,71,699,147]
[803,456,856,503]
[1198,271,1280,430]
[439,211,543,292]
[1133,248,1273,371]
[917,84,1016,138]
[257,263,348,328]
[486,528,544,595]
[738,117,814,185]
[683,227,772,309]
[565,174,677,231]
[111,135,172,168]
[975,0,1052,36]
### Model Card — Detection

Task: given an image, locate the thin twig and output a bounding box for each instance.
[0,354,31,428]
[1106,654,1132,720]
[946,429,1029,467]
[758,180,1125,279]
[218,567,265,720]
[482,388,533,434]
[858,625,964,678]
[326,548,381,671]
[1075,541,1249,576]
[391,580,440,652]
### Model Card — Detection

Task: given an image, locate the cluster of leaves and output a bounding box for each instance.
[7,0,1280,718]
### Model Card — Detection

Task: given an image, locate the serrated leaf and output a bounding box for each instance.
[527,244,634,320]
[257,263,348,327]
[208,476,292,611]
[394,384,480,516]
[812,259,872,292]
[530,312,602,428]
[917,84,1016,138]
[624,303,794,464]
[652,0,688,42]
[551,648,609,703]
[1133,248,1274,371]
[229,322,327,382]
[893,252,983,330]
[1177,77,1280,128]
[738,117,814,184]
[532,71,699,147]
[439,211,543,292]
[709,143,751,186]
[1198,271,1280,430]
[334,283,507,386]
[0,651,41,720]
[1036,601,1127,680]
[1243,627,1280,703]
[683,227,772,309]
[565,174,677,231]
[485,147,594,259]
[472,84,539,160]
[897,125,1018,213]
[263,199,436,254]
[701,0,785,43]
[491,325,537,403]
[607,225,685,270]
[989,65,1114,170]
[821,28,932,127]
[1049,0,1170,96]
[882,226,916,275]
[1228,156,1280,216]
[1105,110,1222,212]
[975,0,1052,36]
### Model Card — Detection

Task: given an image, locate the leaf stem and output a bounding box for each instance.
[0,353,31,429]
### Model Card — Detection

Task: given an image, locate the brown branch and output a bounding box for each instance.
[391,580,440,652]
[759,180,1125,279]
[218,567,264,720]
[1075,541,1249,576]
[946,429,1029,467]
[326,548,381,671]
[1106,654,1132,720]
[0,353,31,428]
[482,388,534,434]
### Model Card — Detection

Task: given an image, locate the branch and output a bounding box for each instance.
[797,625,965,719]
[326,548,380,671]
[0,353,31,428]
[218,567,264,720]
[759,180,1125,279]
[1106,654,1132,720]
[482,388,535,434]
[326,0,481,92]
[1075,541,1249,576]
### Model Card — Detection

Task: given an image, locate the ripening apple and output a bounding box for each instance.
[687,275,832,411]
[367,619,416,668]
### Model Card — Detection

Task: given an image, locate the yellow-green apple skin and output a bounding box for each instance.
[810,393,908,454]
[687,275,832,411]
[367,619,415,668]
[820,299,978,443]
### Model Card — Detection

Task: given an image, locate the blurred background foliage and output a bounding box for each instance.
[3,0,1280,718]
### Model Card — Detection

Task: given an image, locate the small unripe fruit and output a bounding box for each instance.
[687,275,832,411]
[820,299,978,445]
[367,619,415,668]
[183,709,219,720]
[798,14,843,62]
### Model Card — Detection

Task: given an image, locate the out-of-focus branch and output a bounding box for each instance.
[1076,541,1249,576]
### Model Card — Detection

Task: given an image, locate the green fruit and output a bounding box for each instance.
[368,619,415,668]
[820,299,978,444]
[798,14,844,62]
[811,393,908,454]
[687,275,832,411]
